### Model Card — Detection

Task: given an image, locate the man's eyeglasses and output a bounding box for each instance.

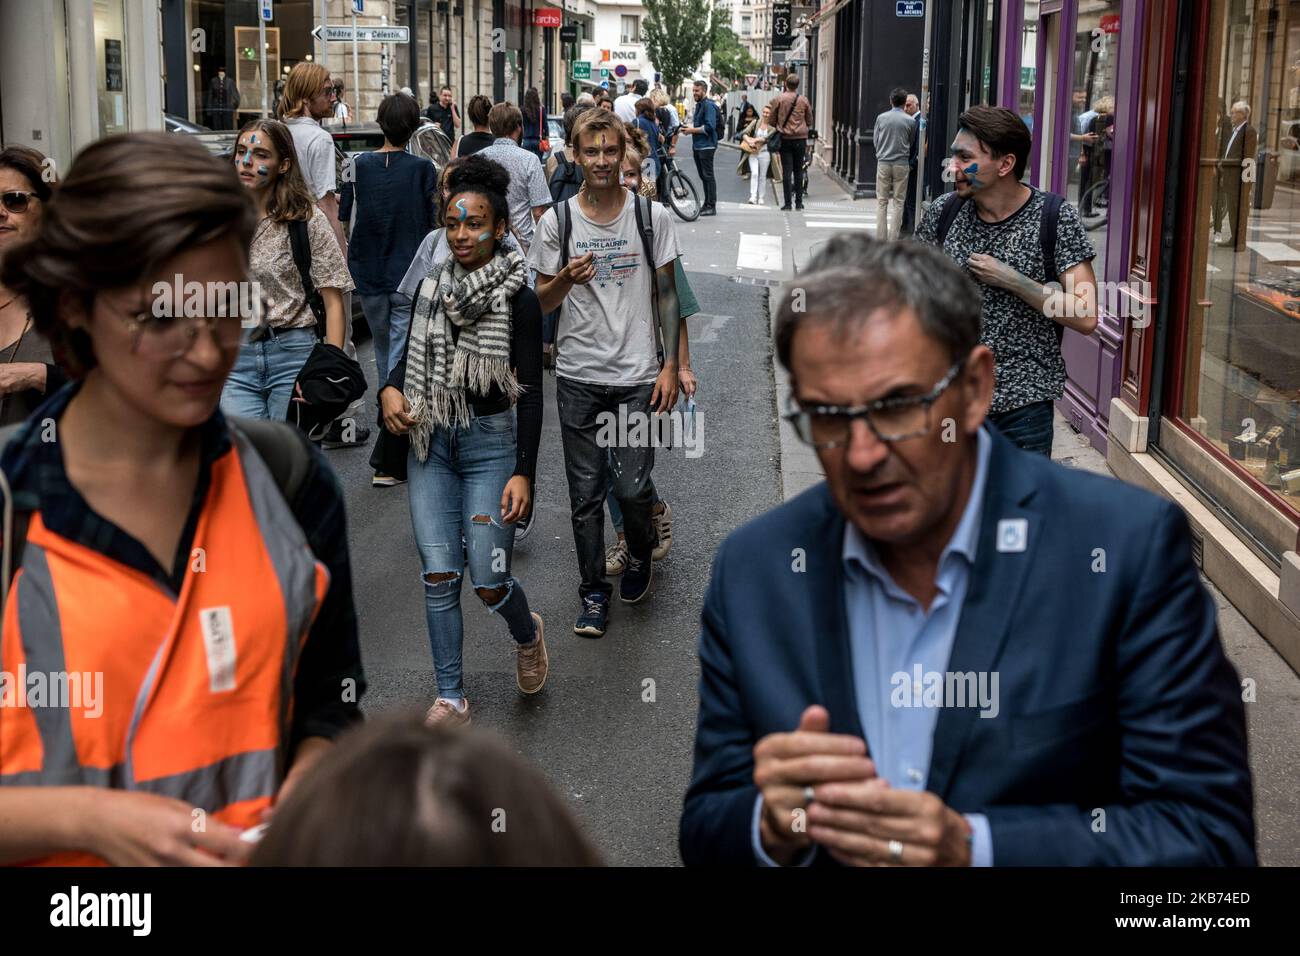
[1,191,37,214]
[123,298,268,360]
[784,360,966,448]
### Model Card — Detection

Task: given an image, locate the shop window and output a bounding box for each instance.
[980,0,998,105]
[95,0,128,136]
[1019,2,1039,139]
[1179,0,1300,521]
[1070,0,1121,267]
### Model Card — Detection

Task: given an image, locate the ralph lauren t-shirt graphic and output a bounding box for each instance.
[577,236,639,289]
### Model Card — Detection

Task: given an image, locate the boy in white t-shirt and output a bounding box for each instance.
[530,109,682,638]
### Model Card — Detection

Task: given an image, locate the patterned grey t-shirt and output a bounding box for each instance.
[916,188,1095,415]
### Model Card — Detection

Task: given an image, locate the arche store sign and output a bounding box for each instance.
[532,7,562,27]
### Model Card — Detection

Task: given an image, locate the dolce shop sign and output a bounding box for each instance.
[601,49,641,65]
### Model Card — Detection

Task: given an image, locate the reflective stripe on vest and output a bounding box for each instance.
[0,437,329,863]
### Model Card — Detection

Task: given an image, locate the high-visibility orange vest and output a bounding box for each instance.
[0,432,329,865]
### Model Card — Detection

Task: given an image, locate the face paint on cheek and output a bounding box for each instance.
[963,163,982,189]
[477,231,493,245]
[257,165,270,177]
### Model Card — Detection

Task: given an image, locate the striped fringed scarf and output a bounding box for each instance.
[404,247,528,461]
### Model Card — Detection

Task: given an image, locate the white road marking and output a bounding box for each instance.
[737,233,784,272]
[1245,242,1300,261]
[805,221,875,230]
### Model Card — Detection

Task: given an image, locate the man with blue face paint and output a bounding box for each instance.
[916,106,1098,457]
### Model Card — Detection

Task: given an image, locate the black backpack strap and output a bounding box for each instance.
[0,422,28,606]
[557,197,572,271]
[287,218,323,337]
[634,195,665,363]
[228,417,315,506]
[936,193,968,245]
[1041,191,1064,287]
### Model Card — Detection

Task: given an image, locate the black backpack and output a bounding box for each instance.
[555,194,664,361]
[713,101,726,141]
[548,155,584,204]
[936,188,1066,340]
[0,418,314,606]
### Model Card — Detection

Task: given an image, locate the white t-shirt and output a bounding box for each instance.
[614,92,640,124]
[528,192,680,385]
[285,116,337,199]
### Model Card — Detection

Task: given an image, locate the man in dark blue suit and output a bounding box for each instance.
[679,238,1254,867]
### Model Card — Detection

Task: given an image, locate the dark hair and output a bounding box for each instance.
[635,97,656,119]
[332,77,345,93]
[233,119,315,222]
[524,87,542,118]
[377,92,422,146]
[890,87,907,108]
[249,713,604,866]
[561,92,575,109]
[0,133,255,377]
[489,101,523,137]
[785,73,800,91]
[775,238,981,377]
[633,79,648,96]
[446,155,511,228]
[693,80,707,90]
[0,145,55,203]
[957,104,1033,180]
[467,94,493,127]
[562,104,591,141]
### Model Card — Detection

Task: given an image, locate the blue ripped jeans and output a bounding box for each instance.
[407,410,537,702]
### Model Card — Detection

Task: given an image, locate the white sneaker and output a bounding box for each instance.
[652,499,673,561]
[605,537,629,575]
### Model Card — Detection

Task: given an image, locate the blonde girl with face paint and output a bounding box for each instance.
[380,156,548,726]
[223,119,351,422]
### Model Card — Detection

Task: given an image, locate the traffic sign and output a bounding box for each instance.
[614,64,627,78]
[352,0,364,12]
[896,0,924,16]
[600,68,609,78]
[260,0,273,22]
[311,24,410,42]
[572,60,591,80]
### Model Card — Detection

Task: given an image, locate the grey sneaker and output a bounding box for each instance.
[516,612,548,695]
[652,500,673,561]
[605,537,629,575]
[425,697,471,727]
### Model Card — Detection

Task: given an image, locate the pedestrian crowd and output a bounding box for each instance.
[0,60,1255,868]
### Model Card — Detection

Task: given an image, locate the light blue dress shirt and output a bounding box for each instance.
[753,429,994,866]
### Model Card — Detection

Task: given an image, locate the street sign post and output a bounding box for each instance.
[311,25,410,42]
[896,1,924,16]
[258,3,269,117]
[772,1,792,52]
[260,0,273,21]
[572,60,591,80]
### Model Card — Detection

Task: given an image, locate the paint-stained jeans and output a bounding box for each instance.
[407,410,536,702]
[556,377,657,598]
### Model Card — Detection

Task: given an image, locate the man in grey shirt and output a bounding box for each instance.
[475,102,552,254]
[873,87,916,241]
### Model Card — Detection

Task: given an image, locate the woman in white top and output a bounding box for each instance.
[739,104,779,205]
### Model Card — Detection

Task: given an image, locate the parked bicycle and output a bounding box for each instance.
[656,145,701,222]
[1080,176,1109,231]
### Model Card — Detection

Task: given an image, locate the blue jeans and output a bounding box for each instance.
[359,291,404,389]
[989,400,1055,457]
[407,409,536,702]
[220,326,316,421]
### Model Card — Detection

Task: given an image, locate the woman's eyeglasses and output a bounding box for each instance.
[123,297,268,360]
[1,191,37,214]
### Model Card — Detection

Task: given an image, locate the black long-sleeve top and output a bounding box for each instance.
[386,284,543,481]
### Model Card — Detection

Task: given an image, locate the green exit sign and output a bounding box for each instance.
[572,60,591,80]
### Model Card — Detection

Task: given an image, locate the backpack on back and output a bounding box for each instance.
[548,155,584,204]
[713,100,726,141]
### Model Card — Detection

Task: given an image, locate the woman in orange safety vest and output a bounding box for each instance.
[0,132,366,866]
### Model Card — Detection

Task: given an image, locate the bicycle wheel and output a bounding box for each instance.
[665,167,701,222]
[1079,179,1109,231]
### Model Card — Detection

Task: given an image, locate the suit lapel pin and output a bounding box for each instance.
[996,518,1028,553]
